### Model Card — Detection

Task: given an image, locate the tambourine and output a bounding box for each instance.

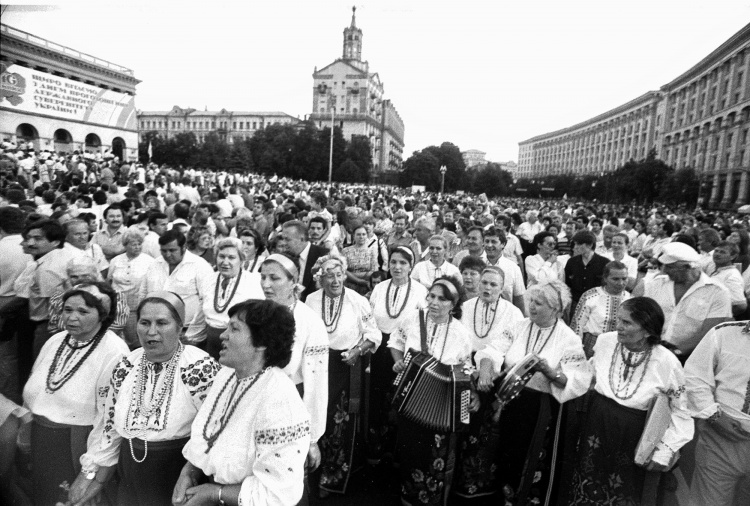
[491,353,541,423]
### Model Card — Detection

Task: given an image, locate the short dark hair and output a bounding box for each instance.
[483,226,506,244]
[238,228,266,256]
[147,212,168,228]
[0,206,26,234]
[571,230,596,248]
[282,220,309,241]
[23,219,65,248]
[159,229,187,247]
[174,202,190,220]
[603,260,628,279]
[103,203,123,218]
[228,299,295,369]
[459,255,487,274]
[533,231,557,248]
[466,225,485,238]
[660,220,675,236]
[620,297,664,346]
[309,216,328,229]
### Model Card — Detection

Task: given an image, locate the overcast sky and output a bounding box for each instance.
[3,0,749,163]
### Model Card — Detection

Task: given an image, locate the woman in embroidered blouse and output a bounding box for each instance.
[569,296,694,504]
[108,227,156,349]
[571,260,632,358]
[343,221,378,296]
[200,238,265,360]
[174,299,311,506]
[367,246,428,462]
[259,253,329,489]
[305,254,380,496]
[410,234,462,288]
[69,291,219,506]
[24,282,128,506]
[474,279,592,506]
[454,266,525,500]
[388,276,478,506]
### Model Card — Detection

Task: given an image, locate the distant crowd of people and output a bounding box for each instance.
[0,142,748,506]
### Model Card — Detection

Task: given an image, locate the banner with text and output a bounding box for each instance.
[0,63,136,130]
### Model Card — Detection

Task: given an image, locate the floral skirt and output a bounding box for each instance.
[496,388,565,506]
[396,415,457,506]
[453,393,501,499]
[568,392,648,505]
[367,332,398,461]
[318,349,366,494]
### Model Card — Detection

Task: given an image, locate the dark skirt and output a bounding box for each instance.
[496,388,565,506]
[453,392,501,500]
[367,332,398,461]
[396,415,457,506]
[31,417,92,506]
[117,436,188,506]
[319,348,366,495]
[569,392,649,505]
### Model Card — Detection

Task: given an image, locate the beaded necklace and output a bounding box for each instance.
[427,317,451,361]
[213,271,242,313]
[202,368,269,452]
[386,279,412,319]
[321,289,345,334]
[608,342,653,400]
[525,320,559,355]
[125,343,184,463]
[45,329,105,394]
[473,299,499,339]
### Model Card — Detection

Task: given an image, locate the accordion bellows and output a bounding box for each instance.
[392,349,471,433]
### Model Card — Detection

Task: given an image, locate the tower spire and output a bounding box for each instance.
[351,6,357,28]
[342,6,363,60]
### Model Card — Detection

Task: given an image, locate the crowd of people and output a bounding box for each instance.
[0,143,748,506]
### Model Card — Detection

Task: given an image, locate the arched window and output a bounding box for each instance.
[112,137,126,160]
[54,129,73,152]
[85,133,102,148]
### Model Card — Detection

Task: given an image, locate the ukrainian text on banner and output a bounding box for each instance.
[0,62,136,130]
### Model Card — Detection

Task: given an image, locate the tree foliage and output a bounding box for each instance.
[400,142,467,192]
[470,163,513,198]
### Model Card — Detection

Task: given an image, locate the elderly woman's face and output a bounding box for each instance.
[429,239,446,264]
[219,313,259,370]
[62,295,102,339]
[68,266,98,286]
[320,264,345,297]
[479,271,504,304]
[616,307,649,349]
[426,285,454,320]
[125,238,142,258]
[137,302,182,363]
[217,247,242,278]
[528,293,558,325]
[260,262,296,303]
[198,233,213,250]
[604,268,629,295]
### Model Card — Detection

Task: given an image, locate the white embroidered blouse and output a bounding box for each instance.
[369,279,428,335]
[570,287,631,337]
[460,298,525,354]
[388,312,473,367]
[306,288,380,351]
[183,367,311,506]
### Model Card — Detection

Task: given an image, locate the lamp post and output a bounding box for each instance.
[440,165,447,194]
[328,108,335,187]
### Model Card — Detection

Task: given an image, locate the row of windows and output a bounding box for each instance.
[138,120,290,131]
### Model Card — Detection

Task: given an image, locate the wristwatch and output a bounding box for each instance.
[82,469,96,480]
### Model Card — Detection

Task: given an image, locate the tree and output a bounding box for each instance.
[660,167,699,207]
[471,163,513,197]
[399,150,441,190]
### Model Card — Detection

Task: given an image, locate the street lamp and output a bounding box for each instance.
[440,165,447,194]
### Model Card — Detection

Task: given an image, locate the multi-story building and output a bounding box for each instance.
[0,23,140,160]
[137,106,300,144]
[462,149,487,169]
[518,23,750,207]
[309,7,405,182]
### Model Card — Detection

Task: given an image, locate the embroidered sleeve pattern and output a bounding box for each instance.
[181,356,221,404]
[255,421,311,446]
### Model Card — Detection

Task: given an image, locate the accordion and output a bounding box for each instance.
[392,349,472,433]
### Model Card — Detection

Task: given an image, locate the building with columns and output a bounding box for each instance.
[137,106,300,143]
[462,149,487,169]
[0,23,139,160]
[518,23,749,208]
[309,7,405,183]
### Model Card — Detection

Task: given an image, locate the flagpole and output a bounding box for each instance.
[328,108,334,187]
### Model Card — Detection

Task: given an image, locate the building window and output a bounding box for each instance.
[212,122,216,128]
[253,122,257,129]
[233,122,237,129]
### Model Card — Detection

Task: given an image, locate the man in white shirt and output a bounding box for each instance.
[142,212,169,259]
[685,321,750,506]
[709,241,747,317]
[64,219,108,275]
[139,230,214,346]
[484,227,526,315]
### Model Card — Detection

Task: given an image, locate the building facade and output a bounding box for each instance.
[462,149,487,169]
[137,106,300,144]
[518,23,750,207]
[0,23,140,160]
[309,7,405,182]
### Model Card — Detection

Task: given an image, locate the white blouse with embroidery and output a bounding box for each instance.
[24,330,129,426]
[79,345,219,471]
[369,279,428,335]
[200,272,265,328]
[460,298,525,354]
[183,367,311,506]
[388,312,473,367]
[591,332,694,465]
[570,287,631,337]
[474,318,592,404]
[306,288,380,351]
[283,302,329,443]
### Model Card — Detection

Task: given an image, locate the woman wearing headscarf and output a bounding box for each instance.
[69,292,220,506]
[305,254,380,497]
[454,267,525,500]
[24,282,128,506]
[389,276,478,506]
[259,253,329,496]
[200,238,264,360]
[569,297,693,505]
[474,279,592,506]
[367,246,428,461]
[173,299,310,506]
